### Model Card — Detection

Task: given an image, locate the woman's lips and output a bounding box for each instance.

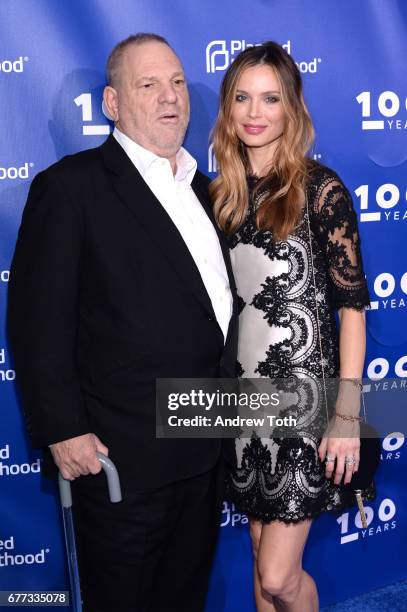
[243,124,267,134]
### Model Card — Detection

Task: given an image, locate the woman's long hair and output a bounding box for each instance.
[210,41,314,240]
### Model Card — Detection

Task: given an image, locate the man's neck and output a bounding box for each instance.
[114,125,178,175]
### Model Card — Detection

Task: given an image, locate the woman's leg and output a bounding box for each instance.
[250,519,277,611]
[250,518,319,612]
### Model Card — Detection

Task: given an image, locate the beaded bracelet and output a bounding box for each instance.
[339,377,363,391]
[334,411,363,422]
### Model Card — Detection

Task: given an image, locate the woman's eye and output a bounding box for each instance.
[235,94,247,102]
[266,96,279,104]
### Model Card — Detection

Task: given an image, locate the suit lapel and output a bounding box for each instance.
[100,135,217,319]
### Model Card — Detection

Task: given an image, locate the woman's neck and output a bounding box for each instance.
[246,142,279,177]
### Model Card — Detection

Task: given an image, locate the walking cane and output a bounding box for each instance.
[58,452,122,612]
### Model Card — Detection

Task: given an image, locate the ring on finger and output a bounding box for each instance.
[325,454,336,463]
[344,456,356,466]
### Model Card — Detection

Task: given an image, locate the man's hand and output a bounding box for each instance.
[49,433,109,480]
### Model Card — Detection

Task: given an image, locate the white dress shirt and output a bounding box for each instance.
[113,127,233,342]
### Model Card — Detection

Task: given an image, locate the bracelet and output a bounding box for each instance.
[334,411,362,422]
[339,377,363,391]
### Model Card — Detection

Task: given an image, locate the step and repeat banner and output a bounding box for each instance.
[1,0,406,609]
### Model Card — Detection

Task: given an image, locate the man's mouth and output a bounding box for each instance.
[158,113,179,123]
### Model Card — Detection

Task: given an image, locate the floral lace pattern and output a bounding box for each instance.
[226,164,374,523]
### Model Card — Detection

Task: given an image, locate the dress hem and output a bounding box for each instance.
[225,483,376,525]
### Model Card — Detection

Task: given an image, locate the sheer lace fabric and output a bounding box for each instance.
[309,173,370,311]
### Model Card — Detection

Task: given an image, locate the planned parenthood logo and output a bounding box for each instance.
[0,56,29,74]
[0,444,41,477]
[220,501,248,528]
[0,536,49,567]
[0,348,15,383]
[0,162,34,181]
[206,40,321,74]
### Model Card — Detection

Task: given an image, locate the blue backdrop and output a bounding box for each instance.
[0,1,406,609]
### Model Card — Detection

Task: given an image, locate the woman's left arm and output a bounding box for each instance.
[338,307,366,379]
[318,307,367,485]
[312,171,370,485]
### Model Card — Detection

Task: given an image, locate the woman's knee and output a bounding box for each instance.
[258,566,302,604]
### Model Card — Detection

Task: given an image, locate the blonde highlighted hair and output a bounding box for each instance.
[210,41,315,240]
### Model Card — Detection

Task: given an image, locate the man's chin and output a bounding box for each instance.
[151,136,186,158]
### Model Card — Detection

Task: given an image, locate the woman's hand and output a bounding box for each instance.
[318,417,360,485]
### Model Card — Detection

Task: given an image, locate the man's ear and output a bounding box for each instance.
[103,86,119,122]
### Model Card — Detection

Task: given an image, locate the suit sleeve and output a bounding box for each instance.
[7,169,90,448]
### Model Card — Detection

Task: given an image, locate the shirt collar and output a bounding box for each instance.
[113,127,197,185]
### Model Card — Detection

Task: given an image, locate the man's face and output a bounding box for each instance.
[107,41,190,160]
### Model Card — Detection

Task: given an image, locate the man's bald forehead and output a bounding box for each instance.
[107,33,177,87]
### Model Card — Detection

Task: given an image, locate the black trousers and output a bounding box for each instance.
[71,464,223,612]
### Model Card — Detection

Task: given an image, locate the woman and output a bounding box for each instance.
[210,42,375,611]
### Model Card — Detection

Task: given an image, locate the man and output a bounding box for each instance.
[8,33,237,612]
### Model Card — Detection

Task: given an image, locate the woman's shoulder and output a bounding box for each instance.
[306,159,345,190]
[304,159,358,233]
[305,160,352,210]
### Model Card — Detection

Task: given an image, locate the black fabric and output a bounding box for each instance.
[346,422,381,491]
[72,465,224,612]
[307,164,371,311]
[8,134,238,488]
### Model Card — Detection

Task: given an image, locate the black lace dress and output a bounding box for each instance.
[226,164,375,523]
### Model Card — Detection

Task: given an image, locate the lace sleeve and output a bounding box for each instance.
[309,170,370,311]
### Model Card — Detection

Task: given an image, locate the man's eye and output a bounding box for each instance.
[174,79,185,85]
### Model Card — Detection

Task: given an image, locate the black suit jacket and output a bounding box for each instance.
[8,135,238,487]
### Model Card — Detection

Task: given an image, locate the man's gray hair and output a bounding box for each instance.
[106,33,171,87]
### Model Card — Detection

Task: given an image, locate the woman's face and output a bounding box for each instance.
[231,64,286,160]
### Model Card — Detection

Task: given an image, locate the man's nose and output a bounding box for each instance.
[158,82,177,104]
